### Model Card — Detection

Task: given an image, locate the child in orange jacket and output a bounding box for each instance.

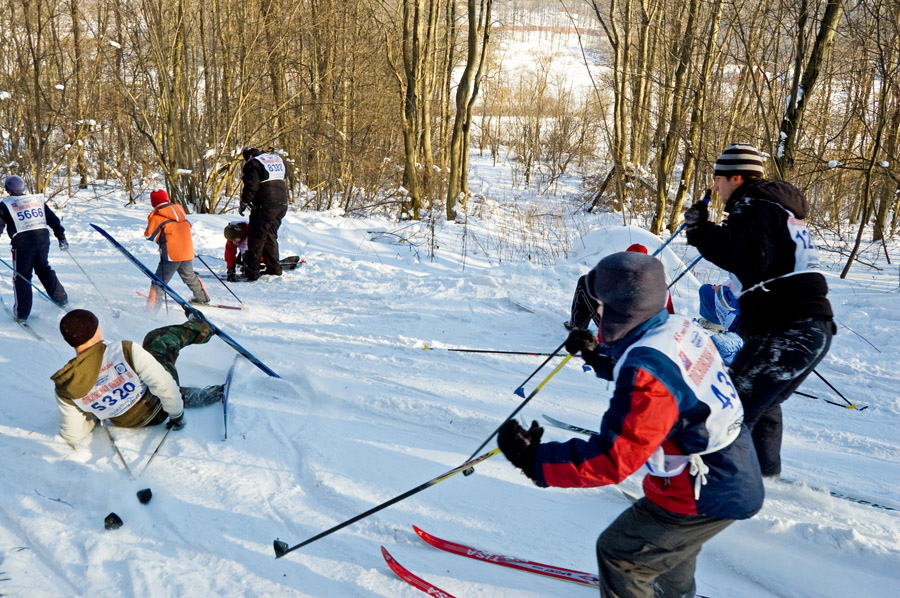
[144,189,209,310]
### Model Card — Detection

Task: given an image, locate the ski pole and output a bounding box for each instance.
[424,344,559,357]
[513,339,569,397]
[652,189,711,257]
[135,427,172,478]
[811,370,867,410]
[0,255,67,309]
[195,253,244,306]
[272,448,501,559]
[65,251,120,317]
[463,353,573,476]
[101,421,135,479]
[795,389,866,410]
[667,255,703,289]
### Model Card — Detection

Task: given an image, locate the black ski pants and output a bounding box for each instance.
[596,497,733,598]
[729,318,834,476]
[569,274,602,329]
[243,203,287,280]
[11,230,67,319]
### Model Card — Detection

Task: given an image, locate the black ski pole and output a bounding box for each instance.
[462,354,573,476]
[195,254,244,306]
[811,370,867,410]
[272,448,501,559]
[424,344,560,357]
[66,250,120,318]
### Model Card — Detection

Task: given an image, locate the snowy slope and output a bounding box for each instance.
[0,173,898,597]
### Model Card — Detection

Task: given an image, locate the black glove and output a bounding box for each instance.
[683,201,709,227]
[497,419,543,481]
[58,238,69,251]
[166,413,185,430]
[565,329,614,380]
[226,269,237,283]
[565,328,598,355]
[238,202,249,216]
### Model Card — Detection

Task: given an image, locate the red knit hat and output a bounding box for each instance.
[626,243,648,254]
[150,189,169,207]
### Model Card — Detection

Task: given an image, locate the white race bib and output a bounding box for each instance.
[73,343,148,419]
[3,194,47,235]
[785,209,820,270]
[614,316,743,478]
[255,153,285,181]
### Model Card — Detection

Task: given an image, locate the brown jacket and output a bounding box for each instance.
[52,341,183,442]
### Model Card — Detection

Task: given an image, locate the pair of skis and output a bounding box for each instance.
[383,526,712,597]
[91,224,278,377]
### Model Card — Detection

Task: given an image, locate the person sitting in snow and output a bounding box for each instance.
[144,189,209,310]
[499,251,763,598]
[51,308,222,442]
[696,283,743,365]
[223,221,249,282]
[565,243,674,334]
[0,175,69,320]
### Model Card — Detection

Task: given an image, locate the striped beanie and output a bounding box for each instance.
[714,143,765,177]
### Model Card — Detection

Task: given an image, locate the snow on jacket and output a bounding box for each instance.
[0,195,66,243]
[224,220,249,270]
[533,311,764,521]
[241,152,289,209]
[144,202,194,262]
[51,341,183,442]
[686,178,832,336]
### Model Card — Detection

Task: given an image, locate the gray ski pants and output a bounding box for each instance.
[596,498,733,598]
[148,256,208,308]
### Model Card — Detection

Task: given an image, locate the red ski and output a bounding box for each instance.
[381,546,457,598]
[413,525,599,588]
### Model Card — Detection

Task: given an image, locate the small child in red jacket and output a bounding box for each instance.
[223,221,250,282]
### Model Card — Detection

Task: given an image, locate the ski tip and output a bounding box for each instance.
[423,343,432,350]
[273,539,289,558]
[513,387,525,398]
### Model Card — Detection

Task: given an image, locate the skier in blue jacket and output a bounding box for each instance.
[0,175,68,320]
[498,251,763,598]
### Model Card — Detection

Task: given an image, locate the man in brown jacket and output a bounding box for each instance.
[51,308,221,442]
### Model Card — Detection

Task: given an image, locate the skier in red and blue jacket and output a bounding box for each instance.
[499,251,763,598]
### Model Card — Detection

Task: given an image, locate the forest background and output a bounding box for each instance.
[0,0,897,274]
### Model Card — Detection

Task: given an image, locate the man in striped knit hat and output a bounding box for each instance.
[682,143,834,477]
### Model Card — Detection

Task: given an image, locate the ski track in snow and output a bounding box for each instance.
[0,181,898,597]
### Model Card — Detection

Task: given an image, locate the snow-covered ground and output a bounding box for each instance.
[1,159,898,597]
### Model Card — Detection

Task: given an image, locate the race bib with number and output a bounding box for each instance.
[2,194,47,235]
[73,343,148,420]
[614,316,744,477]
[255,153,286,181]
[784,208,820,270]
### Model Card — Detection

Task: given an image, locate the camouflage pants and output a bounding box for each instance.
[142,321,220,407]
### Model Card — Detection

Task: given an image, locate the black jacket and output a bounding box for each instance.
[686,178,832,336]
[240,151,289,209]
